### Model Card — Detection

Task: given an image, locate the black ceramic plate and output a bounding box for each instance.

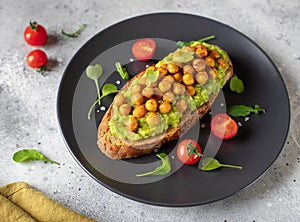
[57,13,290,206]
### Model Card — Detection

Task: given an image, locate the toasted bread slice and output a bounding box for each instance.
[97,42,233,159]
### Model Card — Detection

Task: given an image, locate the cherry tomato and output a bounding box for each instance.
[24,21,48,46]
[131,38,156,61]
[210,113,238,140]
[177,139,202,165]
[26,49,48,68]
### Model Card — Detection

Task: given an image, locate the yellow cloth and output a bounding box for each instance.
[0,182,97,222]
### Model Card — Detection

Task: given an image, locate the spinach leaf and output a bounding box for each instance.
[201,158,242,171]
[229,75,244,93]
[61,24,87,38]
[13,149,60,165]
[228,104,266,117]
[136,153,171,177]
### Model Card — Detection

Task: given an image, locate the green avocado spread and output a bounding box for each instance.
[109,41,230,141]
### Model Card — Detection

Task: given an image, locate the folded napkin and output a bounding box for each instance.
[0,182,96,222]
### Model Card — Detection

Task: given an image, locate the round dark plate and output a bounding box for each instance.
[57,13,290,206]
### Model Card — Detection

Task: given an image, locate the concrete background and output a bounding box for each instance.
[0,0,299,221]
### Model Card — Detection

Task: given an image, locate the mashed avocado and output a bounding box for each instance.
[109,41,230,141]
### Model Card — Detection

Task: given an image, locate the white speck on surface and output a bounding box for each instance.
[220,103,224,107]
[129,58,134,62]
[209,111,212,115]
[171,155,175,159]
[238,122,243,127]
[96,110,100,113]
[100,106,106,111]
[267,202,272,207]
[245,117,250,122]
[201,123,206,128]
[145,65,149,68]
[116,80,121,85]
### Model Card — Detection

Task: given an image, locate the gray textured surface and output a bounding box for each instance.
[0,0,300,221]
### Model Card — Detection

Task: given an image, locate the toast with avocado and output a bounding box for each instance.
[97,41,233,159]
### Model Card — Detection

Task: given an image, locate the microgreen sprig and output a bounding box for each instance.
[61,23,87,38]
[13,149,60,165]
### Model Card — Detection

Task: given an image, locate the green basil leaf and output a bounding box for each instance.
[201,157,242,171]
[13,149,60,165]
[61,23,87,38]
[136,153,171,176]
[229,75,244,93]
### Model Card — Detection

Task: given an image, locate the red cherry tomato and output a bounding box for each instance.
[26,49,48,68]
[131,38,156,61]
[177,139,202,165]
[210,113,238,140]
[24,21,48,46]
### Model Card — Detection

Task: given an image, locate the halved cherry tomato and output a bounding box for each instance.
[24,21,48,46]
[26,49,48,68]
[131,38,156,61]
[177,139,202,165]
[210,113,238,140]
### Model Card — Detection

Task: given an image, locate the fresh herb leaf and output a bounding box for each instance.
[144,68,159,86]
[86,64,103,105]
[173,51,194,63]
[176,35,215,48]
[115,62,129,80]
[230,75,244,93]
[201,158,242,171]
[13,149,60,165]
[61,24,87,38]
[228,104,266,117]
[136,153,171,177]
[87,83,119,120]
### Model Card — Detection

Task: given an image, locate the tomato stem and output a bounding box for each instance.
[29,20,38,31]
[186,142,202,157]
[36,66,48,76]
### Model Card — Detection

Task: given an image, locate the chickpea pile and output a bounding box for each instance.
[113,43,226,133]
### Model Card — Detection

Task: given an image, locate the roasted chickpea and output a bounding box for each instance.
[142,86,154,98]
[163,75,175,84]
[119,103,132,116]
[158,67,168,76]
[133,105,147,118]
[205,56,215,67]
[158,80,171,93]
[138,77,147,86]
[176,99,188,113]
[209,68,218,80]
[131,93,144,106]
[183,65,195,75]
[146,112,161,127]
[192,59,206,71]
[145,98,158,112]
[159,101,172,114]
[163,91,176,103]
[130,83,143,94]
[113,93,125,106]
[127,116,138,132]
[173,73,183,83]
[218,58,227,69]
[182,73,194,86]
[195,44,208,57]
[167,63,180,74]
[195,71,209,85]
[173,82,186,95]
[159,63,168,69]
[182,45,195,52]
[153,87,163,98]
[186,85,196,96]
[210,50,220,59]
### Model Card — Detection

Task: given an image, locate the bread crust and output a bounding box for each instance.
[97,62,233,159]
